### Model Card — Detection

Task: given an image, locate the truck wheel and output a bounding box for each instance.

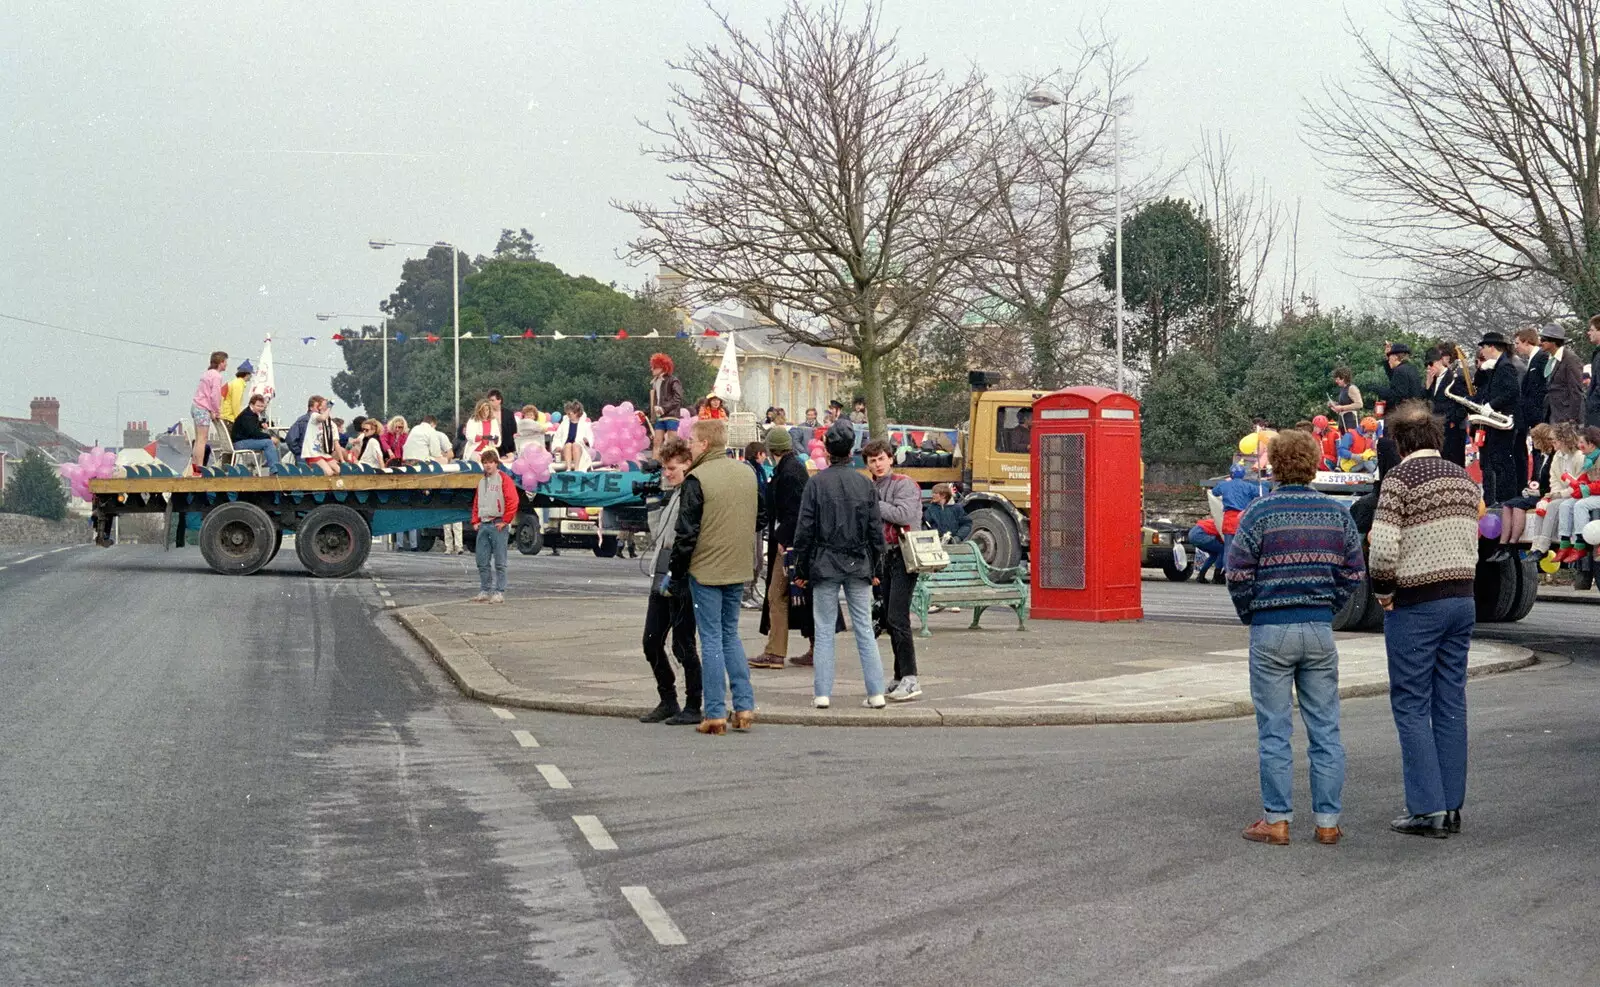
[968,508,1021,571]
[294,504,371,578]
[1503,554,1539,622]
[1161,542,1193,582]
[516,521,543,555]
[1357,574,1387,631]
[199,502,278,576]
[1475,555,1519,622]
[594,534,619,558]
[267,528,284,564]
[415,533,437,553]
[1332,576,1370,632]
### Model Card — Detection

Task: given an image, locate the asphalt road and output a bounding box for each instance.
[3,542,1597,985]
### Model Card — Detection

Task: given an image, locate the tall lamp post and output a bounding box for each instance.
[368,239,461,431]
[115,389,169,446]
[316,312,391,419]
[1024,88,1125,393]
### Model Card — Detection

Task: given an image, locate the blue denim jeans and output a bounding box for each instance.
[1188,526,1223,574]
[1248,621,1345,827]
[690,578,754,720]
[1384,596,1474,815]
[233,437,280,470]
[474,523,509,593]
[811,578,886,699]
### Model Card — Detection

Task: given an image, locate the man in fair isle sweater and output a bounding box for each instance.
[1226,429,1366,847]
[1368,400,1482,839]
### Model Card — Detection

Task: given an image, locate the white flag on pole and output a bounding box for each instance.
[713,334,741,404]
[247,336,276,406]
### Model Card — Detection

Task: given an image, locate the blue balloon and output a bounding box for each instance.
[550,411,563,424]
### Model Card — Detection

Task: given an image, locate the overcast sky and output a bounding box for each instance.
[2,0,1395,446]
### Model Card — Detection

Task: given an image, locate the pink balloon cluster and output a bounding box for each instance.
[808,439,827,467]
[592,401,651,467]
[58,446,118,500]
[676,409,698,438]
[511,443,553,487]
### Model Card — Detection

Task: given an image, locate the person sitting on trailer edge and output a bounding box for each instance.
[299,396,340,476]
[230,394,281,472]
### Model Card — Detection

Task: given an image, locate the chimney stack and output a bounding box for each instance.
[30,396,60,431]
[123,420,151,450]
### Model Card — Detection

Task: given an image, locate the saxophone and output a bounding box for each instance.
[1443,390,1514,431]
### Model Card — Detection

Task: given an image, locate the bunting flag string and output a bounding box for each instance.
[294,326,739,345]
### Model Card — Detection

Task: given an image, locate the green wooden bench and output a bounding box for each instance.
[910,542,1029,637]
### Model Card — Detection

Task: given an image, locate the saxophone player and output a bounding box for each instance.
[1476,331,1522,505]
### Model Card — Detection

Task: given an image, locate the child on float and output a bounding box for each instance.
[1528,422,1584,554]
[1553,426,1600,561]
[1496,423,1555,548]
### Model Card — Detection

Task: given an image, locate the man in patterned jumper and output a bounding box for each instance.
[1369,399,1482,839]
[1226,428,1367,847]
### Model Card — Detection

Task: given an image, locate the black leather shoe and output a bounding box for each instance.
[639,702,679,724]
[664,707,702,725]
[1390,813,1449,838]
[1444,809,1461,834]
[1211,570,1227,585]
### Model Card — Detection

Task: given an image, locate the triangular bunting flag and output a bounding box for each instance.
[552,331,566,341]
[644,329,660,338]
[676,330,689,339]
[425,333,440,344]
[585,332,597,341]
[394,331,407,343]
[331,333,344,342]
[522,329,535,339]
[616,329,629,339]
[703,328,720,337]
[489,333,502,343]
[300,336,316,345]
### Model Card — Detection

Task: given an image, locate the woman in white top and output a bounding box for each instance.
[558,400,594,471]
[353,418,387,469]
[463,400,502,465]
[300,399,340,476]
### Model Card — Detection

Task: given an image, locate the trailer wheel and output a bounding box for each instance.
[516,521,543,556]
[267,528,284,564]
[294,504,371,578]
[968,507,1021,571]
[1475,554,1519,622]
[1332,576,1370,632]
[1161,542,1194,582]
[594,534,619,558]
[1357,578,1387,631]
[199,502,278,576]
[1503,554,1539,623]
[415,533,437,553]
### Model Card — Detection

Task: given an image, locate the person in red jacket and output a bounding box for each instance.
[471,448,519,603]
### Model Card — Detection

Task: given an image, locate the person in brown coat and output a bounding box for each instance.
[1541,324,1585,425]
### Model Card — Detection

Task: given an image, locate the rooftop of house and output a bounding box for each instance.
[689,306,845,369]
[0,416,89,465]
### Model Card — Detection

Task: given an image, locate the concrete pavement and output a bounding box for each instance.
[398,594,1535,726]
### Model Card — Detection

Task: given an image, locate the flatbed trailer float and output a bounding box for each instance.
[89,464,659,578]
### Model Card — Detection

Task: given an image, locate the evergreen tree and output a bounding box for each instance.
[2,449,69,521]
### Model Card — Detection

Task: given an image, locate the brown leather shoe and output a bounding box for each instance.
[748,653,785,669]
[696,718,728,736]
[789,650,814,667]
[1315,826,1343,845]
[1242,819,1290,845]
[730,709,755,731]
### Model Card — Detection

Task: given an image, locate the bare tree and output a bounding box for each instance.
[1382,268,1571,342]
[966,38,1135,390]
[615,1,995,437]
[1189,131,1285,331]
[1310,0,1600,319]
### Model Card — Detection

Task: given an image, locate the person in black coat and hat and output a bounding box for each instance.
[751,426,819,668]
[1377,342,1426,410]
[1476,330,1523,505]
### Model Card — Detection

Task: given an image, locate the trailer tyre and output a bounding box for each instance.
[1331,576,1370,632]
[968,507,1021,571]
[594,534,619,558]
[1161,542,1194,582]
[516,521,543,556]
[294,504,371,578]
[267,528,284,564]
[415,533,437,553]
[1503,554,1539,623]
[199,502,278,576]
[1475,554,1519,622]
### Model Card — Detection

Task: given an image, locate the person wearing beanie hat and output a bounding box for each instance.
[220,358,255,426]
[750,425,816,669]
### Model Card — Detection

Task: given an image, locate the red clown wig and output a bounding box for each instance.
[650,353,674,375]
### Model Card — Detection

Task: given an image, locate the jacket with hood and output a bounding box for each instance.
[794,459,885,584]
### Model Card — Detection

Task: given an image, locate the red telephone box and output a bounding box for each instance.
[1029,387,1142,621]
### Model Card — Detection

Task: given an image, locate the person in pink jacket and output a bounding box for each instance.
[189,350,228,474]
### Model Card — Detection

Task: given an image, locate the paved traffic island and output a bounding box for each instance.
[397,595,1536,726]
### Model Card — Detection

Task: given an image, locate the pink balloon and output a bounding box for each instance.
[512,443,553,486]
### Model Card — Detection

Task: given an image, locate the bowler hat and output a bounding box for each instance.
[1388,342,1412,356]
[1478,330,1510,348]
[1539,323,1567,343]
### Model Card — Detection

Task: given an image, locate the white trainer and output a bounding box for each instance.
[813,697,830,709]
[489,593,505,604]
[469,593,490,603]
[862,695,887,709]
[887,676,922,702]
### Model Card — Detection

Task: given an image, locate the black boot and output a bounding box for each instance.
[1390,812,1449,838]
[639,701,679,724]
[664,706,702,725]
[1211,569,1227,585]
[1444,809,1461,834]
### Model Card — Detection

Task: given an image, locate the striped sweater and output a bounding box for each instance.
[1225,486,1366,625]
[1368,451,1480,605]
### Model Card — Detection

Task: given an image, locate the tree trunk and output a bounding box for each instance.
[859,347,889,440]
[1027,310,1059,391]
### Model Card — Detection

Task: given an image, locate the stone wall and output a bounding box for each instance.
[0,513,92,546]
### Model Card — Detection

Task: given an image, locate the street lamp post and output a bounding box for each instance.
[316,312,390,419]
[1024,88,1125,393]
[369,239,462,431]
[115,389,169,446]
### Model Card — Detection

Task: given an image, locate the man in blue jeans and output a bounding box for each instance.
[470,449,517,604]
[669,419,759,735]
[1368,400,1482,838]
[1226,428,1366,846]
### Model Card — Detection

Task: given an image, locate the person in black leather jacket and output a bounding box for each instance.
[1378,342,1426,408]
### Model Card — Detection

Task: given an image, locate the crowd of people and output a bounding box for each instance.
[1218,314,1600,844]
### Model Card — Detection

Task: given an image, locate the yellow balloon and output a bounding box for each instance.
[1540,551,1561,574]
[1239,433,1259,455]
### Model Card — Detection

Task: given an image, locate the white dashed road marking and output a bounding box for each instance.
[512,729,539,748]
[573,815,617,850]
[49,546,73,553]
[535,764,571,789]
[621,887,687,945]
[15,554,43,564]
[490,707,515,720]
